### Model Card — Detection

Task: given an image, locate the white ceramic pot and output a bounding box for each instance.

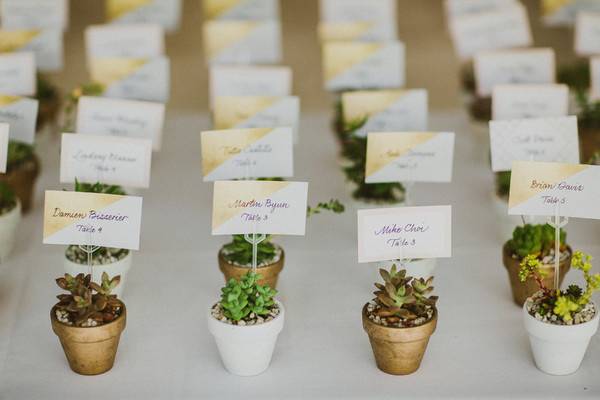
[376,258,437,279]
[523,301,599,375]
[208,300,285,376]
[63,251,132,298]
[0,201,21,262]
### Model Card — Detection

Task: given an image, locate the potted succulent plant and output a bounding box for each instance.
[208,271,283,376]
[362,265,438,375]
[574,91,600,164]
[377,259,437,280]
[63,181,132,297]
[503,223,571,306]
[459,63,491,135]
[35,74,61,133]
[0,182,20,261]
[218,199,344,288]
[61,83,105,132]
[51,272,126,375]
[520,251,600,375]
[0,141,39,213]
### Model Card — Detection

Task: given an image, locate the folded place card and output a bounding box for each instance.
[508,161,600,219]
[0,52,36,96]
[76,96,165,151]
[203,20,281,65]
[341,89,428,138]
[320,0,396,26]
[89,56,170,103]
[592,57,600,100]
[212,180,308,235]
[365,132,455,184]
[448,4,532,60]
[444,0,518,18]
[201,127,293,181]
[106,0,181,32]
[203,0,279,20]
[209,65,292,108]
[85,24,164,61]
[489,116,579,172]
[318,21,397,42]
[474,48,555,97]
[0,123,8,173]
[43,190,143,250]
[0,95,39,144]
[0,29,63,71]
[60,133,153,188]
[0,0,68,30]
[575,12,600,56]
[492,84,569,120]
[357,205,452,263]
[322,41,405,91]
[541,0,600,26]
[213,96,300,142]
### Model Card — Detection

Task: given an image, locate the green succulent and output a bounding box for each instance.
[575,90,600,129]
[557,61,590,92]
[219,271,277,322]
[495,171,511,198]
[6,141,35,171]
[0,182,17,214]
[74,179,126,195]
[508,223,566,259]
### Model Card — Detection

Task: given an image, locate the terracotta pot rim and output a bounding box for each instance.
[51,300,126,330]
[218,245,284,269]
[502,243,572,268]
[209,299,284,329]
[362,303,438,332]
[524,298,599,330]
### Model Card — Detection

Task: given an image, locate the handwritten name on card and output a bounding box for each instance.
[0,124,8,173]
[60,134,153,188]
[201,127,294,181]
[492,84,569,120]
[592,57,600,100]
[318,0,397,41]
[448,4,532,60]
[0,0,68,30]
[0,52,36,96]
[0,95,39,144]
[203,0,279,20]
[508,161,600,219]
[341,89,428,138]
[106,0,181,32]
[43,191,143,250]
[489,116,579,172]
[76,96,165,151]
[575,11,600,56]
[322,41,405,91]
[474,48,555,97]
[0,29,63,71]
[212,180,308,235]
[209,65,292,108]
[365,132,455,183]
[357,206,452,263]
[203,20,281,65]
[85,24,165,60]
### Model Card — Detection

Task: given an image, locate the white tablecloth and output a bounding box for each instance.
[0,111,598,399]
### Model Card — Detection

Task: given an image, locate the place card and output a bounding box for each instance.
[209,65,292,107]
[201,127,293,181]
[508,161,600,219]
[213,96,300,142]
[448,4,532,60]
[365,132,455,184]
[212,180,308,235]
[489,116,579,172]
[444,0,518,18]
[492,84,569,120]
[0,123,8,173]
[357,205,452,263]
[0,52,36,96]
[320,0,396,27]
[318,21,397,42]
[203,20,281,65]
[89,56,170,103]
[0,95,39,144]
[43,190,143,250]
[203,0,279,20]
[76,96,165,151]
[575,12,600,56]
[85,24,164,61]
[592,57,600,101]
[0,29,63,71]
[341,89,428,138]
[474,48,555,97]
[106,0,181,32]
[0,0,68,30]
[60,134,153,188]
[322,41,405,91]
[542,0,600,26]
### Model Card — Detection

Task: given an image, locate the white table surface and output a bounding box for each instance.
[0,111,598,400]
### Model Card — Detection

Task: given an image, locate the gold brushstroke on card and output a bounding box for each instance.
[0,30,40,52]
[366,132,436,177]
[89,58,148,86]
[213,96,278,129]
[203,21,259,60]
[106,0,152,20]
[342,90,406,124]
[203,0,241,19]
[323,42,382,82]
[318,22,373,42]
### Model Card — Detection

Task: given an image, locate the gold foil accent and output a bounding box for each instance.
[213,96,278,129]
[203,21,259,60]
[541,0,572,16]
[203,0,241,20]
[366,132,436,177]
[342,90,406,124]
[0,30,40,52]
[0,95,22,107]
[318,22,373,42]
[89,58,148,86]
[323,42,382,82]
[106,0,151,20]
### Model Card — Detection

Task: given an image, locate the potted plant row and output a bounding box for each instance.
[0,141,39,213]
[520,251,599,375]
[0,182,21,262]
[503,223,571,306]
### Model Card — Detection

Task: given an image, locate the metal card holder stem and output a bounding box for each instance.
[546,202,568,290]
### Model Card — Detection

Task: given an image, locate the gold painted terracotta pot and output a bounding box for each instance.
[51,302,126,375]
[0,156,40,213]
[218,248,284,289]
[502,244,571,306]
[362,304,437,375]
